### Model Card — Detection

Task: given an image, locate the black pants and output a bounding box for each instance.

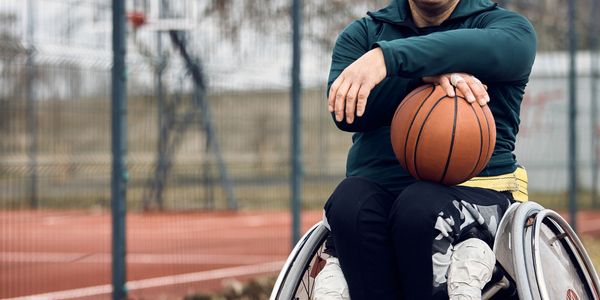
[324,177,512,300]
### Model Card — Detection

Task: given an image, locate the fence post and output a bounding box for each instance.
[111,1,128,299]
[591,0,599,208]
[568,0,578,231]
[155,1,166,210]
[291,0,303,246]
[26,0,37,209]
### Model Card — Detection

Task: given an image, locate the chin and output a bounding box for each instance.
[411,0,457,13]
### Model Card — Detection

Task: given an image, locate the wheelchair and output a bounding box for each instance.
[270,201,600,300]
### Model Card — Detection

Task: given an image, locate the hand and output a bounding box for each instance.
[422,73,489,106]
[328,48,387,124]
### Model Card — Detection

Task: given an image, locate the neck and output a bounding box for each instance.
[408,0,460,27]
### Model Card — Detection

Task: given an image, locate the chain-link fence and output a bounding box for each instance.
[1,0,599,298]
[0,0,378,213]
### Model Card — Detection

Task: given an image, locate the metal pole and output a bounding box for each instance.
[568,0,578,231]
[26,0,37,208]
[591,0,599,208]
[291,0,303,246]
[111,1,128,299]
[155,0,166,210]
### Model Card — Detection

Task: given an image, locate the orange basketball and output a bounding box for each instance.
[390,84,496,186]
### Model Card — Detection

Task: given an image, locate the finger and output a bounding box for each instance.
[470,76,488,91]
[468,81,489,106]
[328,76,343,112]
[345,83,361,124]
[334,80,352,122]
[456,81,476,103]
[472,77,490,101]
[356,82,373,117]
[440,76,455,97]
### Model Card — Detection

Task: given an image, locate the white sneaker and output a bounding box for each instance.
[314,256,350,300]
[447,238,496,300]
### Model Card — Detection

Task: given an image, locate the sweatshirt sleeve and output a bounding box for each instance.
[327,20,406,132]
[327,20,369,95]
[374,10,537,83]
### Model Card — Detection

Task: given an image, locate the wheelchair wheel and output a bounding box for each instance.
[270,222,329,300]
[494,202,600,300]
[272,202,600,300]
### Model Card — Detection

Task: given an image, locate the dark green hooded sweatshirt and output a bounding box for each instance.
[327,0,537,195]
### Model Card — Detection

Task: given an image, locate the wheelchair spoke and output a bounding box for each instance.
[295,244,325,299]
[273,222,329,300]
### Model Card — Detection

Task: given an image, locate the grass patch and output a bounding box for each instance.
[530,189,600,211]
[183,276,277,300]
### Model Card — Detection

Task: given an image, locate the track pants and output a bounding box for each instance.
[323,177,513,300]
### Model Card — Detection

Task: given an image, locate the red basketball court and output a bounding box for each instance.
[2,208,600,299]
[0,210,322,299]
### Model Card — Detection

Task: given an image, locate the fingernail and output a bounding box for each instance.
[449,91,455,97]
[357,109,364,116]
[467,95,476,103]
[485,95,490,102]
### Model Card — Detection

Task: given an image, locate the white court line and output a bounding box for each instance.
[0,252,282,265]
[6,260,284,300]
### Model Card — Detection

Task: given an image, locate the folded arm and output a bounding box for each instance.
[327,10,537,132]
[375,11,537,82]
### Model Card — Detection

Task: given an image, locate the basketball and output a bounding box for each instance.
[390,84,496,186]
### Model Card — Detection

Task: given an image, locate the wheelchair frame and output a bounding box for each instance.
[270,201,600,300]
[270,222,329,300]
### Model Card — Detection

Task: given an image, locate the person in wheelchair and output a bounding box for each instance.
[318,0,536,299]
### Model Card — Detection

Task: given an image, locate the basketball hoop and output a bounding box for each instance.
[127,11,147,30]
[126,11,195,32]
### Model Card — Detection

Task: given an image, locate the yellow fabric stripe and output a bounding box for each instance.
[458,166,529,202]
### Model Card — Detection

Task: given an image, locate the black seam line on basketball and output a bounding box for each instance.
[412,94,448,181]
[394,84,435,126]
[397,84,434,112]
[403,84,437,175]
[439,95,458,183]
[465,104,484,180]
[481,105,493,164]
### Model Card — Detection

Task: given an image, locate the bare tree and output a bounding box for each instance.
[503,0,596,51]
[0,12,27,134]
